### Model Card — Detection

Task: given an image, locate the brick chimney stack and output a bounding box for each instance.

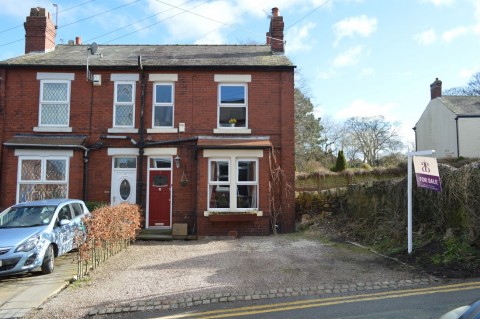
[430,77,442,100]
[266,7,284,54]
[24,7,56,54]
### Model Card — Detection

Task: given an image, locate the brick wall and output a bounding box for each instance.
[0,67,295,235]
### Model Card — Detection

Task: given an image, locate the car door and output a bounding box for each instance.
[52,204,75,255]
[70,202,88,246]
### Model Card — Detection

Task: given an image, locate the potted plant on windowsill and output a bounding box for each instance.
[228,118,237,127]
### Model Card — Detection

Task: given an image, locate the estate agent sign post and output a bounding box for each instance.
[406,150,441,254]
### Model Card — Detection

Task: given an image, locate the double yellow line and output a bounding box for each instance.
[157,281,480,319]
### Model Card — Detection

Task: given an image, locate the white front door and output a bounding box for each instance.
[112,170,136,206]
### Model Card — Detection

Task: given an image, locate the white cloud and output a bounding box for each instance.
[334,99,396,120]
[414,28,437,45]
[332,15,377,46]
[286,22,316,53]
[458,67,478,80]
[442,26,467,42]
[2,0,53,18]
[146,0,237,44]
[317,68,338,80]
[420,0,455,6]
[360,67,375,77]
[332,46,363,68]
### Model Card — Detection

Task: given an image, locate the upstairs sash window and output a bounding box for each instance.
[39,80,70,126]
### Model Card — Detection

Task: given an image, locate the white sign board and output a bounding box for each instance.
[413,156,442,192]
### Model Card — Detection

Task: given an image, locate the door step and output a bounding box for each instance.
[136,228,197,241]
[137,229,172,241]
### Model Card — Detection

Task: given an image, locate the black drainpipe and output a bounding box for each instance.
[137,55,146,207]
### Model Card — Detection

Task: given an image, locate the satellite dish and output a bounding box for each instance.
[89,42,98,55]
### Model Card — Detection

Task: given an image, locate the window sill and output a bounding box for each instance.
[108,128,139,134]
[213,128,251,134]
[204,211,262,217]
[33,126,72,133]
[147,128,178,134]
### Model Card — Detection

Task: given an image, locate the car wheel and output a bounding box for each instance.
[41,245,55,274]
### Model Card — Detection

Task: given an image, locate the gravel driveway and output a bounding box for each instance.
[26,234,434,318]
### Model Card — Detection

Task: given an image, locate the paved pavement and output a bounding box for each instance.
[0,253,78,319]
[89,278,440,317]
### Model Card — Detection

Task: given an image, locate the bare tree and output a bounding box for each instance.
[344,116,404,165]
[444,72,480,96]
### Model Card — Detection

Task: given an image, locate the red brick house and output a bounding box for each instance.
[0,7,295,236]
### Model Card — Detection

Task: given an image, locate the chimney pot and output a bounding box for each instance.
[272,7,279,17]
[75,36,82,45]
[430,77,442,100]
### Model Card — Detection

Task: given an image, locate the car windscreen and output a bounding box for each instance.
[0,205,56,228]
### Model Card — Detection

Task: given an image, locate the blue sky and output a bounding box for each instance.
[1,0,479,147]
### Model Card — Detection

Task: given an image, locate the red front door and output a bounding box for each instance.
[148,171,171,227]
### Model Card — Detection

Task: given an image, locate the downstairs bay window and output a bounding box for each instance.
[15,150,71,203]
[208,158,258,211]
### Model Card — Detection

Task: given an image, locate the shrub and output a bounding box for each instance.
[333,150,347,172]
[76,203,142,278]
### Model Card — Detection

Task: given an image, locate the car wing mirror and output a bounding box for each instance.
[59,219,70,227]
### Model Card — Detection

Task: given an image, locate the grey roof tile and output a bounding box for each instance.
[439,96,480,116]
[0,45,294,68]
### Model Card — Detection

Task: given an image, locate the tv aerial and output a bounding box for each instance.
[86,42,102,82]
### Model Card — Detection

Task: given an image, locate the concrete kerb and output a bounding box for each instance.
[87,278,439,316]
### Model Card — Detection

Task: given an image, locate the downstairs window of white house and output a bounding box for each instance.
[218,84,247,128]
[208,159,257,211]
[114,82,135,127]
[153,83,174,127]
[39,80,70,126]
[18,157,68,203]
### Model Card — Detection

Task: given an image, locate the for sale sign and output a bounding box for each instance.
[413,156,442,192]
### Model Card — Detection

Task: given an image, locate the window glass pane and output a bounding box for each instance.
[236,185,257,208]
[71,203,84,217]
[41,104,69,125]
[119,179,131,200]
[115,104,133,126]
[153,175,169,187]
[114,158,136,168]
[117,84,133,102]
[154,106,173,127]
[46,160,66,181]
[155,85,172,103]
[210,161,229,181]
[209,185,230,208]
[238,161,256,181]
[237,185,257,208]
[21,160,41,180]
[150,158,171,168]
[220,86,245,104]
[219,107,246,127]
[18,184,67,203]
[43,83,68,101]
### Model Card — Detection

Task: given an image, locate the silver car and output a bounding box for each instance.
[0,199,90,276]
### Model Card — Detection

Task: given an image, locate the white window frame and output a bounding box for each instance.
[152,82,174,128]
[16,155,70,203]
[207,157,258,212]
[217,83,248,129]
[113,81,136,128]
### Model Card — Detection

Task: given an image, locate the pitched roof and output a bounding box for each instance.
[0,44,294,69]
[438,96,480,116]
